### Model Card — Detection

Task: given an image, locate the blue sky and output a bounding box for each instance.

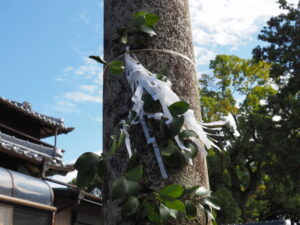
[0,0,296,164]
[0,0,103,161]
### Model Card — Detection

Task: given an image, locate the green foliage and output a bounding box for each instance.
[250,2,300,222]
[159,184,184,198]
[168,101,190,116]
[202,3,300,220]
[110,61,125,75]
[143,93,162,113]
[161,140,175,156]
[75,137,219,224]
[74,152,104,188]
[117,11,160,46]
[200,55,273,121]
[122,196,140,217]
[168,116,184,137]
[89,55,125,75]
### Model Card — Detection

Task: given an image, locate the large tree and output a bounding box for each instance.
[102,0,210,225]
[201,1,300,223]
[200,54,277,223]
[252,0,300,223]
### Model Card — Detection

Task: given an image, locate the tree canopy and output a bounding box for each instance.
[201,1,300,223]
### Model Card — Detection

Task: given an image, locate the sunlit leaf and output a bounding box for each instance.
[159,184,184,198]
[110,61,124,75]
[145,13,160,26]
[162,199,185,212]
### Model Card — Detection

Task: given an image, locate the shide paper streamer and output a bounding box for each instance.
[118,48,225,179]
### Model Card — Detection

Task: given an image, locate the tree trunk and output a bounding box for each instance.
[103,0,209,224]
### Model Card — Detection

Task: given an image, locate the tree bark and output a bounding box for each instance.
[103,0,209,224]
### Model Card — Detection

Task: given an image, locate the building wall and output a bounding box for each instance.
[55,208,72,225]
[54,196,101,225]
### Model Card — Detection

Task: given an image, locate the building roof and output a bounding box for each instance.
[0,131,73,175]
[0,167,54,206]
[0,97,74,138]
[53,188,102,206]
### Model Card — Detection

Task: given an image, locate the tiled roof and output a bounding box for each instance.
[0,97,74,134]
[0,131,72,173]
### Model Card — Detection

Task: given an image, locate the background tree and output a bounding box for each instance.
[252,0,300,223]
[200,55,276,223]
[202,1,300,223]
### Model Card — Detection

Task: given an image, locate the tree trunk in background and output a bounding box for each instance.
[103,0,209,224]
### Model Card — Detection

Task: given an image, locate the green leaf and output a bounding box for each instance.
[169,116,184,137]
[127,153,140,171]
[126,165,143,181]
[200,204,216,224]
[195,187,210,197]
[185,200,197,218]
[162,153,181,168]
[160,119,171,139]
[184,185,200,196]
[109,135,118,154]
[168,101,190,116]
[117,131,125,149]
[97,159,106,178]
[159,204,178,223]
[111,176,128,200]
[122,196,140,217]
[183,140,199,159]
[127,180,141,196]
[77,169,96,188]
[89,56,108,65]
[142,93,161,113]
[144,203,160,224]
[162,199,185,212]
[203,197,220,210]
[159,204,171,223]
[133,11,146,18]
[159,184,184,198]
[127,110,137,124]
[110,61,124,75]
[205,208,216,221]
[161,140,175,156]
[139,25,156,36]
[145,13,160,26]
[120,32,128,44]
[212,211,218,225]
[134,15,146,26]
[180,130,199,139]
[74,152,100,170]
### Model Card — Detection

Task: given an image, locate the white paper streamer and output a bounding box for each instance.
[120,120,132,158]
[140,117,168,179]
[123,48,224,178]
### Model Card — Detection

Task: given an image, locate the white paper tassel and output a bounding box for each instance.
[123,49,224,178]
